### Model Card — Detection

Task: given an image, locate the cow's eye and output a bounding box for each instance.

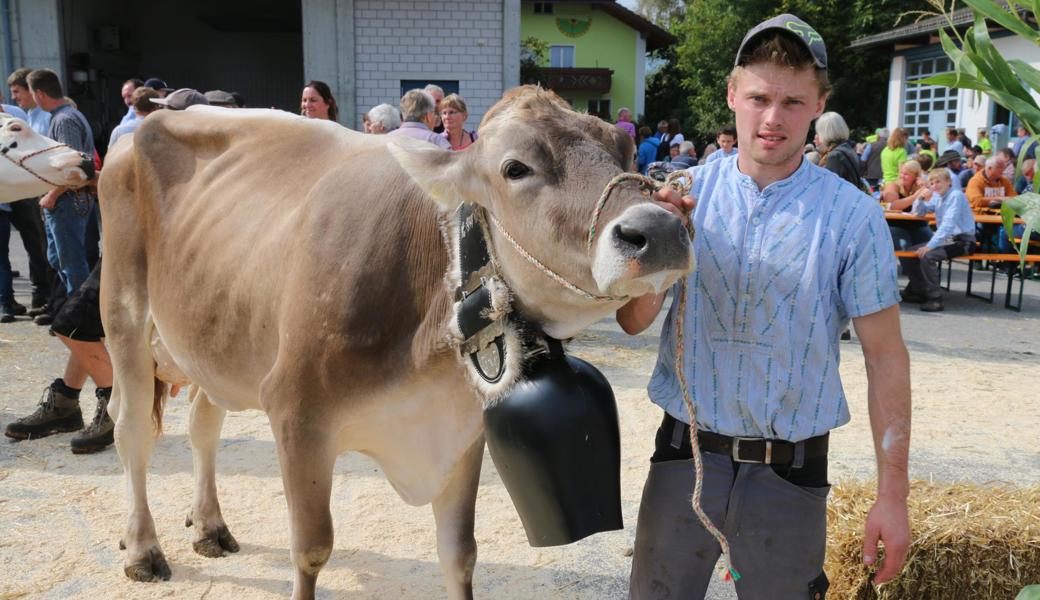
[503,160,531,180]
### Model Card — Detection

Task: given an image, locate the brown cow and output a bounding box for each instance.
[99,87,693,599]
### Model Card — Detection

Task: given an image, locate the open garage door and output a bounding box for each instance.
[60,0,303,155]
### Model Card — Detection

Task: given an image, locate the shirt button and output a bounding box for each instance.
[753,217,761,225]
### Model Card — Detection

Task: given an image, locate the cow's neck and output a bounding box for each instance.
[440,202,543,406]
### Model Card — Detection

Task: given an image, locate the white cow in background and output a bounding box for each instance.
[0,113,95,201]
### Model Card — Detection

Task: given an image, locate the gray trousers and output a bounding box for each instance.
[899,234,974,299]
[630,453,830,599]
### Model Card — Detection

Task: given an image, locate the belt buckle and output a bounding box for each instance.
[732,437,771,464]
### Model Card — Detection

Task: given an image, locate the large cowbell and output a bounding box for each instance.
[483,340,623,547]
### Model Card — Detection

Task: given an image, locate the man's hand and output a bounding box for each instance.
[651,187,695,227]
[40,187,64,211]
[862,494,911,584]
[915,245,930,258]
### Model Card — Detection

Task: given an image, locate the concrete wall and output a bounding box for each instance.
[885,55,905,136]
[352,0,511,130]
[306,0,517,130]
[2,0,63,81]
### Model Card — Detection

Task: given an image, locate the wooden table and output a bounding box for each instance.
[883,211,1022,225]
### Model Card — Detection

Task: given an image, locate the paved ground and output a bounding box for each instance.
[1,231,1038,599]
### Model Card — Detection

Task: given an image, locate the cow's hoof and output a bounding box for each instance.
[118,538,125,550]
[124,546,172,582]
[192,525,240,558]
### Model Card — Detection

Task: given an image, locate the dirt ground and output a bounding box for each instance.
[1,259,1039,599]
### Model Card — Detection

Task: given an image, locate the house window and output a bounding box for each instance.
[534,2,554,14]
[588,99,611,121]
[549,45,575,68]
[902,56,958,145]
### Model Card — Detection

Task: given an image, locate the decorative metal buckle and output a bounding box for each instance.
[731,437,771,464]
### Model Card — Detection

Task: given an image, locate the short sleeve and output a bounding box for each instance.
[838,204,900,318]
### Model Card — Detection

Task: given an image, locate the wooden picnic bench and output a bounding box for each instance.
[894,250,1040,311]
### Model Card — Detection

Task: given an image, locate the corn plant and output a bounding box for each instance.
[919,0,1040,268]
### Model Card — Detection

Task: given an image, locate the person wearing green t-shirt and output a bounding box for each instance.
[978,128,992,157]
[881,127,909,184]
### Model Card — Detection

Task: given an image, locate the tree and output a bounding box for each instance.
[655,0,931,141]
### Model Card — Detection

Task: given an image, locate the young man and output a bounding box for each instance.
[618,14,911,597]
[4,68,55,316]
[704,124,737,163]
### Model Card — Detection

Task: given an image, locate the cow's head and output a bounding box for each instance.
[391,86,693,338]
[0,114,95,203]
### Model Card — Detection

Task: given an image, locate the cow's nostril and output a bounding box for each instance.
[614,223,648,251]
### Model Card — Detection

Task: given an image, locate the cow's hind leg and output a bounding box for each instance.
[432,434,484,600]
[109,325,172,581]
[184,386,240,557]
[267,391,337,600]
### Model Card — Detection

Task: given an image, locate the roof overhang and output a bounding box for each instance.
[850,2,1029,50]
[533,0,677,51]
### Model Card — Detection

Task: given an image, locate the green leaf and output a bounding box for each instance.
[919,72,986,91]
[970,16,1033,104]
[964,0,1040,43]
[1002,194,1040,271]
[1008,59,1040,105]
[1017,583,1040,600]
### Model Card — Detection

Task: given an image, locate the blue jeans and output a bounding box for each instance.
[889,223,933,251]
[44,192,92,295]
[0,210,12,304]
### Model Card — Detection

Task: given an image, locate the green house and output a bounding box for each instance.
[521,1,675,122]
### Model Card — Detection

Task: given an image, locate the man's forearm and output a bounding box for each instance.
[616,291,667,335]
[864,348,911,499]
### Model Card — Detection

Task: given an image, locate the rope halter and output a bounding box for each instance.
[0,128,80,188]
[483,169,693,304]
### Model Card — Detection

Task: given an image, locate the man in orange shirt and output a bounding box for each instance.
[965,157,1016,212]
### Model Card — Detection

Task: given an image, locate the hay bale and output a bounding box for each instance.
[826,480,1040,599]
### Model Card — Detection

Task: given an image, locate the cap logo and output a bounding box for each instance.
[786,21,822,45]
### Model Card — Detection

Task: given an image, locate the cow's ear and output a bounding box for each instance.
[389,141,480,211]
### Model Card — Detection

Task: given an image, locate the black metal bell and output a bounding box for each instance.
[483,344,623,547]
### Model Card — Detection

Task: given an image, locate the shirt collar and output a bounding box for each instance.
[731,154,810,195]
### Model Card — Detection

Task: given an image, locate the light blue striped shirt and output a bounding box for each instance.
[648,155,901,441]
[914,188,975,250]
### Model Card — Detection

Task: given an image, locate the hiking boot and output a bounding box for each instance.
[1,301,26,323]
[71,388,114,454]
[4,380,83,440]
[899,288,927,304]
[920,298,944,312]
[27,302,49,317]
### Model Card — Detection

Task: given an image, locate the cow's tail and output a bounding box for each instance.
[153,375,168,436]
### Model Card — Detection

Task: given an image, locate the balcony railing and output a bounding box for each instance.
[531,67,613,93]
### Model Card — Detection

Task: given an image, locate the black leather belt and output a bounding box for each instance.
[666,414,828,467]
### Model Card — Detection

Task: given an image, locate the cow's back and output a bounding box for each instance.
[99,108,454,409]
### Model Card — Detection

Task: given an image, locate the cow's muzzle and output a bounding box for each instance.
[590,203,694,297]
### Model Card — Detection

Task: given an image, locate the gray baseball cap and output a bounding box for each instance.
[735,13,827,70]
[150,88,210,111]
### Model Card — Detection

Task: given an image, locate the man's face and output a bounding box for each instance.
[947,130,957,141]
[121,83,135,107]
[669,145,680,159]
[619,110,630,123]
[30,87,47,107]
[985,164,1002,180]
[658,122,668,133]
[9,84,34,109]
[726,62,826,171]
[950,159,962,171]
[717,133,736,152]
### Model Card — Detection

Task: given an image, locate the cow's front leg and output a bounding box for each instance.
[432,434,484,600]
[111,345,171,581]
[185,386,239,557]
[269,403,336,600]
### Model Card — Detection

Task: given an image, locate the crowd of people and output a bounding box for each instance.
[621,102,1036,313]
[0,67,485,455]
